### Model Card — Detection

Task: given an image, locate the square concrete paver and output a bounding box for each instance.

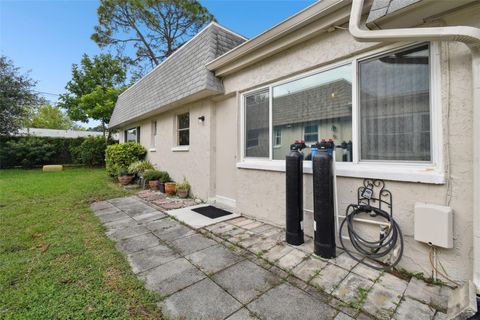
[247,283,337,320]
[225,308,259,320]
[116,233,162,253]
[310,263,349,294]
[264,244,293,263]
[332,273,374,304]
[292,256,328,282]
[212,260,282,304]
[147,218,195,242]
[140,258,205,296]
[108,196,138,207]
[161,278,242,320]
[127,244,179,274]
[97,210,130,223]
[351,262,383,282]
[404,278,451,312]
[121,202,158,217]
[393,297,435,320]
[362,282,404,320]
[186,244,244,274]
[276,248,309,270]
[104,217,137,230]
[170,233,217,256]
[132,211,166,223]
[106,224,150,241]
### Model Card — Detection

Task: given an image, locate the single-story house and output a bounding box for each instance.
[110,0,480,288]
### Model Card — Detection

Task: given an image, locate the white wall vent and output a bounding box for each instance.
[414,202,453,248]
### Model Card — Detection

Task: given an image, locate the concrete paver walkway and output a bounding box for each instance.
[91,195,453,320]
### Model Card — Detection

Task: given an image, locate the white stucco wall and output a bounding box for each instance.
[212,13,478,281]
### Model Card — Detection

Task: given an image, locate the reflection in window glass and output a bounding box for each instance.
[125,127,139,143]
[359,44,430,161]
[245,89,269,158]
[272,64,353,161]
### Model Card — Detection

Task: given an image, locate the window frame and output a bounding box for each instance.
[150,120,157,149]
[238,42,444,184]
[176,112,190,147]
[125,126,140,143]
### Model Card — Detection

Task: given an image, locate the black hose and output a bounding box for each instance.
[338,204,404,270]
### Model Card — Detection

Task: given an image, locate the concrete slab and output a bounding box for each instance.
[170,233,217,256]
[242,221,264,230]
[335,312,355,320]
[264,243,293,263]
[249,224,275,235]
[377,272,408,293]
[225,308,259,320]
[247,282,337,320]
[90,201,114,211]
[139,257,205,296]
[116,233,162,254]
[185,244,244,274]
[104,217,137,230]
[248,238,278,255]
[229,217,255,227]
[292,256,328,282]
[106,224,150,241]
[127,244,179,274]
[97,210,130,223]
[331,252,359,270]
[394,297,435,320]
[310,263,349,294]
[332,273,374,304]
[108,196,138,207]
[229,230,256,244]
[212,260,281,304]
[161,278,242,320]
[362,282,403,320]
[351,262,383,282]
[277,248,309,270]
[120,202,158,217]
[207,222,236,234]
[404,278,452,312]
[167,204,240,229]
[132,211,166,223]
[146,218,195,242]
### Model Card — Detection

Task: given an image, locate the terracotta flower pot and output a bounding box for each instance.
[148,180,160,190]
[165,182,176,195]
[118,175,133,185]
[177,188,189,198]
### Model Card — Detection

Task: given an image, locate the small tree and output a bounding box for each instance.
[91,0,215,76]
[58,54,126,135]
[0,56,45,135]
[27,104,74,129]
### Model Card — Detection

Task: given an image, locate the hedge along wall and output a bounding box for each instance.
[0,135,113,169]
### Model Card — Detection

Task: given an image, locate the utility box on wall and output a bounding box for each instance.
[414,202,453,248]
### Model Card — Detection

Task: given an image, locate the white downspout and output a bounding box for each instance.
[349,0,480,291]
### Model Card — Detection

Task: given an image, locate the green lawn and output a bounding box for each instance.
[0,168,163,319]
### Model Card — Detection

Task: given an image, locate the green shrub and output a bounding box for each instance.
[105,142,146,176]
[0,136,85,168]
[142,170,163,181]
[158,171,171,183]
[128,160,154,175]
[176,177,191,190]
[71,136,110,167]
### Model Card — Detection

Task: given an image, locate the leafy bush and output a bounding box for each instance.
[0,136,85,168]
[176,177,191,190]
[143,170,171,182]
[71,136,110,167]
[105,142,146,176]
[128,160,154,175]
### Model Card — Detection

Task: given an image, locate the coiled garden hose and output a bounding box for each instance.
[338,204,404,270]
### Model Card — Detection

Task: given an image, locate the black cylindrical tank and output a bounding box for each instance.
[312,148,336,258]
[285,141,305,246]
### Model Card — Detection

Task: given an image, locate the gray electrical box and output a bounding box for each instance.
[414,202,453,248]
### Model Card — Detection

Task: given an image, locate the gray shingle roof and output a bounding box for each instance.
[367,0,422,23]
[110,23,246,128]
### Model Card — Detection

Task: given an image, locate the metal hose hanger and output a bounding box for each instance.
[338,179,404,270]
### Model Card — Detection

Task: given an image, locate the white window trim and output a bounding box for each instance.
[172,145,190,152]
[238,42,445,184]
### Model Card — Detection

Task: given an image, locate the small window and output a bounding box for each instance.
[304,124,319,143]
[359,44,431,161]
[177,113,189,146]
[244,89,269,158]
[150,121,157,148]
[125,127,140,143]
[274,129,282,146]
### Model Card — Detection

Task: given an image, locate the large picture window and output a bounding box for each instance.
[271,64,353,161]
[359,44,431,161]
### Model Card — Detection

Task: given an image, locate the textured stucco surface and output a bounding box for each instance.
[117,6,479,282]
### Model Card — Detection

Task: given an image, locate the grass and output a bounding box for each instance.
[0,168,163,319]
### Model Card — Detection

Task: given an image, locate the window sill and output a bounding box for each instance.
[171,146,190,152]
[149,148,156,152]
[236,160,445,184]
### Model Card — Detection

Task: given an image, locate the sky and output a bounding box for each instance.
[0,0,315,127]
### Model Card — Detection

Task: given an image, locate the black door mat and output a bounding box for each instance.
[192,206,233,219]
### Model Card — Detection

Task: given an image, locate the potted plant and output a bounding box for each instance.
[117,167,134,185]
[176,177,191,198]
[165,181,176,195]
[143,170,163,190]
[128,160,154,178]
[158,171,171,193]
